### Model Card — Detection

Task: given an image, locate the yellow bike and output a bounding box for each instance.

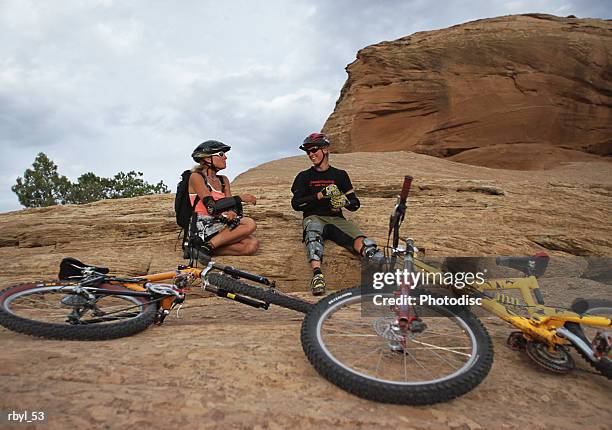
[415,254,612,378]
[302,176,611,406]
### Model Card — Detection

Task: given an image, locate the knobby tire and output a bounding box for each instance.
[0,282,157,341]
[207,273,313,314]
[300,287,494,405]
[567,299,612,379]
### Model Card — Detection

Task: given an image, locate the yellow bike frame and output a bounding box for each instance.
[413,258,611,347]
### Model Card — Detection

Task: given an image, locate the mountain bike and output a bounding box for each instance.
[301,176,611,406]
[0,256,312,341]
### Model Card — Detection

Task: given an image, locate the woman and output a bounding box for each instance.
[187,140,259,260]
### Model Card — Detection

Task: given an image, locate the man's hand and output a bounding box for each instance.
[240,194,257,205]
[321,184,342,198]
[330,194,348,209]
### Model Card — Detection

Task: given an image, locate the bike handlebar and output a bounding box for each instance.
[399,175,413,202]
[389,175,414,249]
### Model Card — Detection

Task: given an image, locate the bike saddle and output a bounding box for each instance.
[496,252,549,277]
[58,257,110,280]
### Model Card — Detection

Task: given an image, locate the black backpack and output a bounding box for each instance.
[174,170,225,247]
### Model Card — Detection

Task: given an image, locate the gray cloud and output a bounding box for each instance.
[0,0,609,211]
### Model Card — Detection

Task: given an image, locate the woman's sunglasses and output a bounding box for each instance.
[209,151,227,157]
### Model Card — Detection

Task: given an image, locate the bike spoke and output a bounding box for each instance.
[409,339,472,358]
[402,348,436,380]
[4,287,148,324]
[371,345,386,377]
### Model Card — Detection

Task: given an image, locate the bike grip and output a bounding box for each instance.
[399,175,413,201]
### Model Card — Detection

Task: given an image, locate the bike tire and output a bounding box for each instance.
[207,273,313,314]
[567,299,612,379]
[0,281,158,341]
[301,287,494,405]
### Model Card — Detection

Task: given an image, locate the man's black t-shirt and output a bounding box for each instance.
[291,166,353,218]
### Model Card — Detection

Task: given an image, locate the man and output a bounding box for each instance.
[291,132,383,295]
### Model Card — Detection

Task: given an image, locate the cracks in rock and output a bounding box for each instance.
[426,120,479,134]
[509,73,527,95]
[527,237,593,257]
[365,106,438,117]
[456,185,506,196]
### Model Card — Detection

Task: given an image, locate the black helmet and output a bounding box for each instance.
[299,133,330,151]
[191,140,231,162]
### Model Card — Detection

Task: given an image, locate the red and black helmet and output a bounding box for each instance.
[299,132,330,151]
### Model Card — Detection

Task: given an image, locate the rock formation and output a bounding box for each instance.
[323,14,612,169]
[1,152,610,289]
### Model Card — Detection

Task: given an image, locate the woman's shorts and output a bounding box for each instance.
[191,214,226,242]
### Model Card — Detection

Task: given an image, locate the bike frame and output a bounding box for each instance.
[94,261,277,312]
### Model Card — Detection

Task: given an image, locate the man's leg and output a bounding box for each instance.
[355,236,384,262]
[323,217,383,262]
[303,216,326,296]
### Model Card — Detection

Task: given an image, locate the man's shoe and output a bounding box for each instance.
[364,248,385,267]
[310,273,326,296]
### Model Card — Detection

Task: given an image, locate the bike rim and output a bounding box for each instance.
[2,285,147,324]
[316,294,479,385]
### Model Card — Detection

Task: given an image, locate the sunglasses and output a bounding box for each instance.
[209,151,227,157]
[305,147,322,155]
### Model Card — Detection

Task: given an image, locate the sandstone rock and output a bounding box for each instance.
[323,14,612,169]
[1,151,610,291]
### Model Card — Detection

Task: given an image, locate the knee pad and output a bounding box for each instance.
[304,220,325,262]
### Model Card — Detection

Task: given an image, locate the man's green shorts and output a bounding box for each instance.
[303,215,365,251]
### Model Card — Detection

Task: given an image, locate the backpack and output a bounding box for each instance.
[174,170,225,247]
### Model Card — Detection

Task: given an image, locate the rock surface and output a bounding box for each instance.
[323,14,612,169]
[0,152,611,428]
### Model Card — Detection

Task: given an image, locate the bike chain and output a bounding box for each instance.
[79,296,166,322]
[525,341,575,373]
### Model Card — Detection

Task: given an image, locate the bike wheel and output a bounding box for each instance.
[207,273,313,314]
[301,287,493,405]
[567,299,612,379]
[0,281,158,340]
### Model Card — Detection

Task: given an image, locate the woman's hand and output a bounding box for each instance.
[222,211,238,221]
[240,194,257,205]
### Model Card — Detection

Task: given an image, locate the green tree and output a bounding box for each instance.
[12,153,170,208]
[11,153,72,207]
[64,172,115,204]
[108,171,169,199]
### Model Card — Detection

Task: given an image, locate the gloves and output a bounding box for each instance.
[321,184,342,198]
[330,194,348,209]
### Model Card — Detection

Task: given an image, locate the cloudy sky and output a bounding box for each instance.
[1,0,609,212]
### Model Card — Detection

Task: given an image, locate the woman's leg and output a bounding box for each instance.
[208,217,257,249]
[214,235,259,256]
